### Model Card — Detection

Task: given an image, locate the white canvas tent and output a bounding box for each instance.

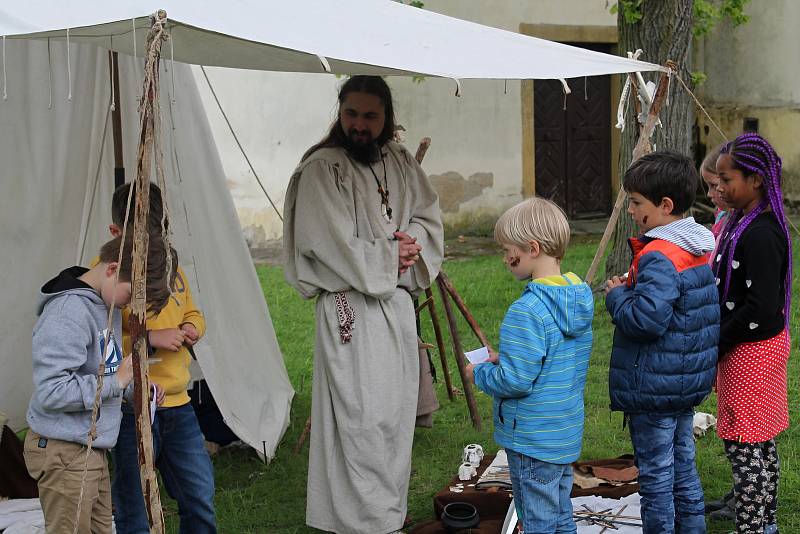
[0,0,664,459]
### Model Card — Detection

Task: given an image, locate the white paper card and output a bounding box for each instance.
[465,346,490,364]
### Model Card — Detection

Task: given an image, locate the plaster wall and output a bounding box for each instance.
[192,1,616,243]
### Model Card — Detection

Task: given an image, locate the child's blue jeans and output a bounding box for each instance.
[628,411,706,534]
[506,449,576,534]
[112,404,217,534]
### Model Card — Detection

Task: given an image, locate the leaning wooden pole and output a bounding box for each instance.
[438,272,494,353]
[425,287,455,400]
[127,12,169,534]
[109,50,125,189]
[437,277,482,431]
[585,63,674,285]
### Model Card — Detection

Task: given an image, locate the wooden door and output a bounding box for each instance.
[534,44,612,219]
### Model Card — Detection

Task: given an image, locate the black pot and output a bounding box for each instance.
[441,502,480,532]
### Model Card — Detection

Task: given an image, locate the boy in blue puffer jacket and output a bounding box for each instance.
[605,151,719,534]
[468,197,593,533]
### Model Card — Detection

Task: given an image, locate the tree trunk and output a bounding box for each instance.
[606,0,695,278]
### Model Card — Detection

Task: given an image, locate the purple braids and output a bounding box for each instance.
[714,132,793,327]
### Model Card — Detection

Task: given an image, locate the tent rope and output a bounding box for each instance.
[199,65,284,222]
[72,144,135,534]
[674,72,727,143]
[74,13,171,533]
[66,29,72,101]
[168,22,176,104]
[2,35,7,101]
[154,31,175,294]
[47,38,52,109]
[77,102,112,264]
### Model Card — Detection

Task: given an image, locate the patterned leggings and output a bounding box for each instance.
[724,439,779,534]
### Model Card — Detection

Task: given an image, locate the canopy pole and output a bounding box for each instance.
[585,62,675,286]
[128,11,170,533]
[109,50,125,188]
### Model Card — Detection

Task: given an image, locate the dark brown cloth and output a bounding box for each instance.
[410,518,505,534]
[422,453,639,534]
[432,455,513,523]
[415,341,439,428]
[0,425,38,498]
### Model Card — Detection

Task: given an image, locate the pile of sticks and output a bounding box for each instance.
[573,504,642,532]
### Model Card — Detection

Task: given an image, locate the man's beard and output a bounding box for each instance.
[343,128,382,164]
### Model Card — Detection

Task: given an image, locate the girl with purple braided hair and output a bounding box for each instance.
[712,132,792,534]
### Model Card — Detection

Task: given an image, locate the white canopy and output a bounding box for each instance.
[1,0,664,82]
[0,1,666,459]
[0,39,294,459]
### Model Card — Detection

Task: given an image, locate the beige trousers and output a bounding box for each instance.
[23,431,113,534]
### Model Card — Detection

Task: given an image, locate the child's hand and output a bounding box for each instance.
[148,328,185,351]
[605,276,626,294]
[487,349,499,364]
[151,382,167,405]
[116,354,134,389]
[180,323,200,346]
[465,363,475,382]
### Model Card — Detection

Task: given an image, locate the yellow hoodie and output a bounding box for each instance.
[90,258,205,407]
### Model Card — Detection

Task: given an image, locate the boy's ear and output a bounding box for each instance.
[104,262,120,278]
[527,240,541,258]
[660,197,675,214]
[109,224,122,238]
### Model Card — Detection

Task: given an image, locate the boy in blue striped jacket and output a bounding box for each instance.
[468,197,593,533]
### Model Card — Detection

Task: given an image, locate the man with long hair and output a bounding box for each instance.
[284,76,444,534]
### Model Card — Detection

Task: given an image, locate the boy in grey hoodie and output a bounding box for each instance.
[24,235,172,534]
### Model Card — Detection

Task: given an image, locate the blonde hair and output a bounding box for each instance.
[701,143,724,175]
[494,197,571,260]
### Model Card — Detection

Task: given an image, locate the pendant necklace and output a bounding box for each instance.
[368,155,393,222]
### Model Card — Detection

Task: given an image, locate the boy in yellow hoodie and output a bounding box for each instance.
[106,183,216,534]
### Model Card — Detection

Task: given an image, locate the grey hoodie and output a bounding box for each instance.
[644,216,716,256]
[26,266,127,449]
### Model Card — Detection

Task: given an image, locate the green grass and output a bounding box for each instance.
[169,237,800,533]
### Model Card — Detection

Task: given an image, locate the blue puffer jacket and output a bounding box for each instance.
[606,218,719,414]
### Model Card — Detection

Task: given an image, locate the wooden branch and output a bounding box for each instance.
[129,12,169,533]
[438,272,493,353]
[437,277,482,431]
[585,63,673,285]
[414,296,433,315]
[415,137,431,164]
[425,288,455,401]
[294,416,312,455]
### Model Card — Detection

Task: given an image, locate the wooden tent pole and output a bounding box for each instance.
[436,276,482,430]
[425,287,455,400]
[127,12,169,533]
[109,50,125,188]
[437,272,493,353]
[584,63,674,285]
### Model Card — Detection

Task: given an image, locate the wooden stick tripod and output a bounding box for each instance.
[293,137,489,454]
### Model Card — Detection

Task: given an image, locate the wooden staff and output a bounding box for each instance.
[412,138,456,399]
[438,272,493,353]
[584,62,674,285]
[128,12,169,533]
[425,287,455,400]
[437,276,482,431]
[415,137,431,164]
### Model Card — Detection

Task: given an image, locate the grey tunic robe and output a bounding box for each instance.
[283,141,444,534]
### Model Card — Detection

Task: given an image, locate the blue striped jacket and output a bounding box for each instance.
[474,273,594,464]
